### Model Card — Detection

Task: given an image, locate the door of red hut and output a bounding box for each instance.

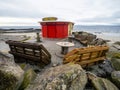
[47,25,56,38]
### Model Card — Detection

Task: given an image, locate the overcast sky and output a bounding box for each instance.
[0,0,120,26]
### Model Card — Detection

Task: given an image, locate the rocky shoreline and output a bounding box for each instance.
[0,51,120,90]
[0,31,120,90]
[0,28,40,33]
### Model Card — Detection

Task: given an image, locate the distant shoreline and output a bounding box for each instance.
[0,28,41,33]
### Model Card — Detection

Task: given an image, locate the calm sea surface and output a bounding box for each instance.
[0,25,120,33]
[73,25,120,33]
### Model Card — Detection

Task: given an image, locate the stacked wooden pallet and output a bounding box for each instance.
[6,40,51,66]
[63,45,109,67]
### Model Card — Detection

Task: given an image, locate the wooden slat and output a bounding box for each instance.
[6,40,41,49]
[9,51,41,61]
[40,45,51,58]
[76,57,106,65]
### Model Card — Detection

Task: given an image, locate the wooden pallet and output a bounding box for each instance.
[63,45,109,67]
[6,40,51,65]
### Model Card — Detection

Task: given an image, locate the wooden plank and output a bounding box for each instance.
[41,56,50,65]
[40,45,51,58]
[9,51,41,61]
[76,57,106,65]
[6,40,41,50]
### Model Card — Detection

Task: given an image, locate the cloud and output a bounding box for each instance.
[76,10,120,25]
[111,11,120,18]
[0,0,120,25]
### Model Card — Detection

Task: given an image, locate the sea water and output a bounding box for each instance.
[73,25,120,33]
[73,25,120,42]
[0,25,120,33]
[0,25,120,42]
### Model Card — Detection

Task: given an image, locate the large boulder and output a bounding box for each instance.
[111,58,120,70]
[87,72,119,90]
[110,53,120,71]
[89,38,106,46]
[25,63,87,90]
[0,52,24,90]
[73,31,96,45]
[86,60,114,77]
[114,41,120,45]
[111,71,120,88]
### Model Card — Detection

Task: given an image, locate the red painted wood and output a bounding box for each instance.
[40,22,69,38]
[56,25,64,38]
[64,24,68,37]
[47,25,56,38]
[42,25,47,37]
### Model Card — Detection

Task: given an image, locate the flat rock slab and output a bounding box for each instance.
[113,45,120,50]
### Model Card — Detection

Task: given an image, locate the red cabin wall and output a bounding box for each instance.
[56,25,64,38]
[42,25,47,37]
[40,22,69,38]
[47,25,56,38]
[63,24,68,37]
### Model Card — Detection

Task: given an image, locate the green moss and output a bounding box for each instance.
[112,53,120,59]
[106,52,120,59]
[18,69,36,90]
[111,58,120,70]
[19,63,26,70]
[91,77,119,90]
[0,70,17,90]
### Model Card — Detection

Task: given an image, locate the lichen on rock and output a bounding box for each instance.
[111,71,120,88]
[0,52,24,90]
[112,53,120,59]
[25,63,87,90]
[111,58,120,71]
[87,72,119,90]
[0,70,17,90]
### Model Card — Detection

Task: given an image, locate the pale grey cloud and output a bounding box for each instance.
[76,10,120,25]
[0,0,120,25]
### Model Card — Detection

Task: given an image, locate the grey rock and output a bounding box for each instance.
[73,31,96,45]
[0,52,24,90]
[87,72,119,90]
[25,64,87,90]
[114,41,120,45]
[86,60,114,77]
[98,60,114,75]
[111,58,120,70]
[90,38,106,45]
[111,71,120,88]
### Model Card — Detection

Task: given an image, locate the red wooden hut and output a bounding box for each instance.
[39,17,74,38]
